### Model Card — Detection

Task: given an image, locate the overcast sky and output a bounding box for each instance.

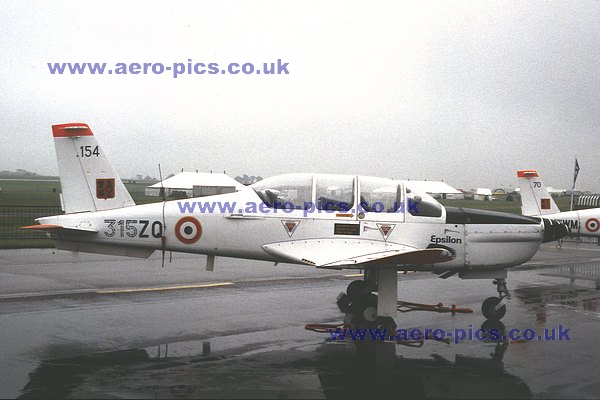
[1,1,599,191]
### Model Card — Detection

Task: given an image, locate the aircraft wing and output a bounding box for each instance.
[262,238,454,269]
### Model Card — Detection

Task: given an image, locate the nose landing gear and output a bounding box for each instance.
[482,278,510,320]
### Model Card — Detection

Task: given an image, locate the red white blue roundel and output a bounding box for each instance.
[175,216,203,244]
[585,218,600,233]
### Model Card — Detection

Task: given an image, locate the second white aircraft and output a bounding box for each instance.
[518,169,600,237]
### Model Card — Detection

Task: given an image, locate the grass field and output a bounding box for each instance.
[0,179,579,249]
[0,180,62,206]
[0,180,161,207]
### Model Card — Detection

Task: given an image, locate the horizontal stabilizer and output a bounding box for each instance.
[21,224,98,233]
[53,240,154,258]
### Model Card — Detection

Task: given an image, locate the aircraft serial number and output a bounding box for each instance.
[79,145,99,157]
[104,219,163,238]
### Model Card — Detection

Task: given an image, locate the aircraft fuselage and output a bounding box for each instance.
[37,180,554,274]
[534,208,600,237]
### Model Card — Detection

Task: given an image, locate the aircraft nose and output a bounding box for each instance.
[541,218,570,243]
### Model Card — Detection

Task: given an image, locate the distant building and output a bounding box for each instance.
[474,188,493,201]
[514,186,566,196]
[145,172,245,198]
[546,187,567,196]
[565,189,589,196]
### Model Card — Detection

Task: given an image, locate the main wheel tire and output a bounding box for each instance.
[481,319,506,342]
[482,297,506,320]
[336,292,350,313]
[346,280,369,302]
[363,306,378,322]
[348,294,379,329]
[376,316,397,333]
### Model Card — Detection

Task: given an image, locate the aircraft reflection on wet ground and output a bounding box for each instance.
[515,264,600,322]
[540,264,600,289]
[19,326,530,399]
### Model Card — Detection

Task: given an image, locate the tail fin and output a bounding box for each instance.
[52,123,135,214]
[516,169,561,216]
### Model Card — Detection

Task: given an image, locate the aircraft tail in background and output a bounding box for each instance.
[516,170,561,216]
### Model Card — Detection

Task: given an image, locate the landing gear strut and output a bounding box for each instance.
[337,276,397,331]
[482,278,510,320]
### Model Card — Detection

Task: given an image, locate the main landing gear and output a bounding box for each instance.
[339,273,511,323]
[482,278,510,320]
[336,276,397,332]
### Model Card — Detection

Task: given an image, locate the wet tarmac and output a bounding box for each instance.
[1,242,600,399]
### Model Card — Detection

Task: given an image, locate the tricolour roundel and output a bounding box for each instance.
[174,216,203,244]
[585,218,600,233]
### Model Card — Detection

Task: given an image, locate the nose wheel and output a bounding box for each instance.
[482,278,510,320]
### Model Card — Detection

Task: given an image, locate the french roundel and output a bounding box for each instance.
[175,216,203,244]
[585,218,600,233]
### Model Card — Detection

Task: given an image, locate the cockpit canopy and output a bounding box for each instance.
[252,173,354,211]
[252,173,443,217]
[404,186,443,217]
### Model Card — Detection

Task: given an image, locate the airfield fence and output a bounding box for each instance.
[0,205,63,239]
[561,236,599,245]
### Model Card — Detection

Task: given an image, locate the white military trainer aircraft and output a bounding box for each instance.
[518,169,600,237]
[24,123,569,327]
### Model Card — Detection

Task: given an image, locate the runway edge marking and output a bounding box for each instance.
[96,282,234,294]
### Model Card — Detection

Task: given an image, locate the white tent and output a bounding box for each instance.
[401,180,463,199]
[145,172,245,197]
[474,188,493,201]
